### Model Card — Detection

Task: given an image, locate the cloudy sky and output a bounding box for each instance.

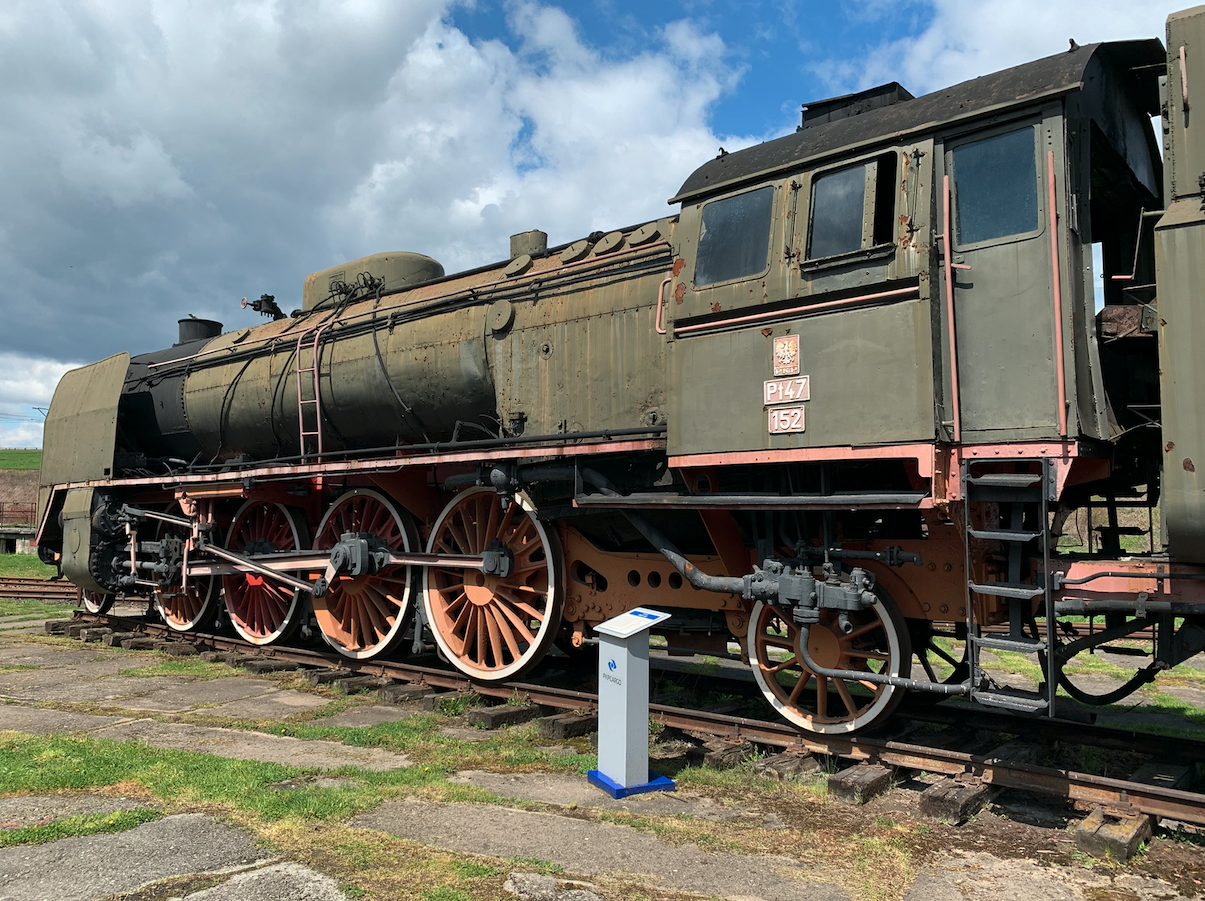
[0,0,1170,446]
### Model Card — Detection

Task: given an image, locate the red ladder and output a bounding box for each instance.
[294,321,333,459]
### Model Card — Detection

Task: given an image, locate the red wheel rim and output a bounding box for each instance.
[154,506,216,631]
[312,489,416,659]
[748,597,910,734]
[423,488,562,681]
[223,501,306,645]
[82,590,114,615]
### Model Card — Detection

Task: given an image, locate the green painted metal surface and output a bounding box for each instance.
[301,252,444,312]
[37,352,130,523]
[59,487,105,593]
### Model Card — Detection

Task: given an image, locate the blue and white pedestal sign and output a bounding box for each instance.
[587,607,676,799]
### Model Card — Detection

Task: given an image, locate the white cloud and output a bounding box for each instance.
[836,0,1168,95]
[0,354,80,409]
[0,0,750,385]
[0,425,44,449]
[0,353,81,448]
[328,6,754,271]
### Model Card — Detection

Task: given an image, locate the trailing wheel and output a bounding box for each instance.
[423,487,563,681]
[312,488,419,659]
[223,501,309,645]
[904,620,969,706]
[154,506,217,632]
[1049,620,1160,706]
[82,590,114,615]
[748,593,911,734]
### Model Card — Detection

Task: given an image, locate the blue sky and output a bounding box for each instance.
[0,0,1173,445]
[448,1,931,137]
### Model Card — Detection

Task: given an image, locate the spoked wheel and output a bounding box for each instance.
[312,488,419,659]
[748,595,911,734]
[905,620,969,706]
[423,487,563,681]
[1051,620,1160,706]
[223,501,309,645]
[154,506,217,632]
[82,590,114,615]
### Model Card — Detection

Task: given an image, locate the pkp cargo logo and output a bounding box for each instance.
[602,658,622,685]
[607,659,617,672]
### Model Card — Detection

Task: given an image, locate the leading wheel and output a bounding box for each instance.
[312,489,419,659]
[423,488,563,681]
[82,590,114,615]
[154,505,218,632]
[223,501,309,645]
[749,594,911,734]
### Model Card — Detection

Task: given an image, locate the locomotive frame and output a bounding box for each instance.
[33,9,1205,735]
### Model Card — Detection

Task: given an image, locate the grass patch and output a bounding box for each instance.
[0,597,75,618]
[507,856,565,875]
[0,733,384,822]
[437,692,482,716]
[0,449,41,470]
[264,820,536,901]
[0,555,60,580]
[0,808,160,847]
[119,659,231,680]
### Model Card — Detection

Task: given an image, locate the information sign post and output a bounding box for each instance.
[587,607,676,799]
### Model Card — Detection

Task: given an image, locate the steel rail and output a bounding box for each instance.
[81,610,1205,826]
[0,578,80,601]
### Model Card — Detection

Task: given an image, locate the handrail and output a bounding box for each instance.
[1182,45,1190,111]
[942,174,961,443]
[654,276,671,335]
[1048,150,1068,437]
[674,285,918,336]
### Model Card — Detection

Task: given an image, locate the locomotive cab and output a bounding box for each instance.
[665,39,1165,489]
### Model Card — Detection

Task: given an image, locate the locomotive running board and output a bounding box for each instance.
[572,490,930,511]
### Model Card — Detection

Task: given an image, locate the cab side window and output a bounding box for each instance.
[950,127,1039,245]
[695,186,775,287]
[809,165,866,258]
[806,152,898,262]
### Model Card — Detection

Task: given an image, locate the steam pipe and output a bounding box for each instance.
[516,463,747,595]
[516,463,972,697]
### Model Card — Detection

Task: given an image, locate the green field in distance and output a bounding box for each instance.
[0,450,41,470]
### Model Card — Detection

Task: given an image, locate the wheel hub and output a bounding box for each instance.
[804,624,844,669]
[464,570,498,606]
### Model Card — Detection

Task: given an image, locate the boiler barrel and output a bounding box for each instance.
[180,305,495,460]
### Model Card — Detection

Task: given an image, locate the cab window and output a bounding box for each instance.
[950,127,1039,245]
[806,152,898,262]
[695,186,774,287]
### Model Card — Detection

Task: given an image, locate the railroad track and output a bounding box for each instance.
[0,577,80,602]
[69,608,1205,828]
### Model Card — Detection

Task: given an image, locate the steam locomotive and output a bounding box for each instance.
[35,7,1205,734]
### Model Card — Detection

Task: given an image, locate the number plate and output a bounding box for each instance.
[768,405,806,434]
[763,376,810,406]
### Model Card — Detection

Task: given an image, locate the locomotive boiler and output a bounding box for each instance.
[34,7,1205,734]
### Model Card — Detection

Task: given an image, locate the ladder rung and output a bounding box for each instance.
[968,528,1043,542]
[967,473,1042,488]
[972,635,1047,653]
[973,690,1048,713]
[968,581,1044,600]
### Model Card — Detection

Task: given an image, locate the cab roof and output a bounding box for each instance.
[671,39,1165,205]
